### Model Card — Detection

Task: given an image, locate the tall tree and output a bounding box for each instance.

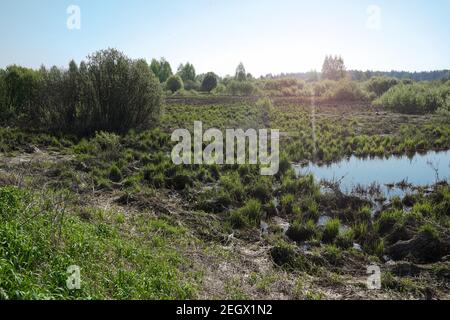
[177,62,196,82]
[201,72,218,92]
[150,58,173,83]
[321,55,346,80]
[235,62,247,81]
[159,58,173,83]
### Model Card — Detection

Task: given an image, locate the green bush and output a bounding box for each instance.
[327,80,366,101]
[374,82,449,114]
[366,77,399,97]
[0,70,8,121]
[166,75,183,93]
[229,210,246,229]
[150,58,173,83]
[183,79,200,91]
[1,65,40,123]
[201,72,218,92]
[3,49,163,136]
[226,80,258,96]
[219,173,245,203]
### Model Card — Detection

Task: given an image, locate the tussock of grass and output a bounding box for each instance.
[322,218,340,243]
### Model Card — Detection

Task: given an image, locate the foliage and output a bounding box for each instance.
[183,79,200,91]
[226,80,258,96]
[0,186,196,299]
[235,62,247,81]
[166,75,183,93]
[150,58,173,83]
[286,219,317,242]
[322,218,340,243]
[366,77,399,97]
[326,80,366,101]
[177,63,196,82]
[4,49,163,136]
[321,55,346,81]
[374,82,450,114]
[201,72,218,92]
[231,199,262,228]
[0,65,41,123]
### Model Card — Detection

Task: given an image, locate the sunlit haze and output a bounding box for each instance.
[1,0,449,76]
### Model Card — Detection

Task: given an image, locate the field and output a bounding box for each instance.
[1,96,448,300]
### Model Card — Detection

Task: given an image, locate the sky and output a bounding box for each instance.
[0,0,449,77]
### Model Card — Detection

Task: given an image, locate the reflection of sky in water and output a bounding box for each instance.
[295,150,450,198]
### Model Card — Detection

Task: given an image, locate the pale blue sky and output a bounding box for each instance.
[0,0,449,76]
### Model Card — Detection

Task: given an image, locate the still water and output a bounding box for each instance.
[295,150,450,198]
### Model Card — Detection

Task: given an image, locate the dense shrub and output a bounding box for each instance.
[322,55,346,81]
[259,78,310,97]
[0,65,41,123]
[0,186,25,220]
[0,70,7,121]
[177,63,196,82]
[366,77,399,97]
[235,62,247,81]
[3,49,163,136]
[326,80,366,101]
[150,58,173,83]
[166,75,183,93]
[183,79,200,91]
[201,72,218,92]
[311,80,336,97]
[226,80,258,96]
[374,82,450,114]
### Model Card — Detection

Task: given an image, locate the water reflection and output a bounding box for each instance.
[295,150,450,198]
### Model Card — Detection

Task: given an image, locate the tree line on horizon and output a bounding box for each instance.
[0,48,449,137]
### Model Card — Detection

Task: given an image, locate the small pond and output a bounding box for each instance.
[295,150,450,198]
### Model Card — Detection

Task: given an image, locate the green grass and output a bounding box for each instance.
[322,219,340,243]
[286,219,317,242]
[1,97,449,299]
[0,186,198,299]
[230,199,262,228]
